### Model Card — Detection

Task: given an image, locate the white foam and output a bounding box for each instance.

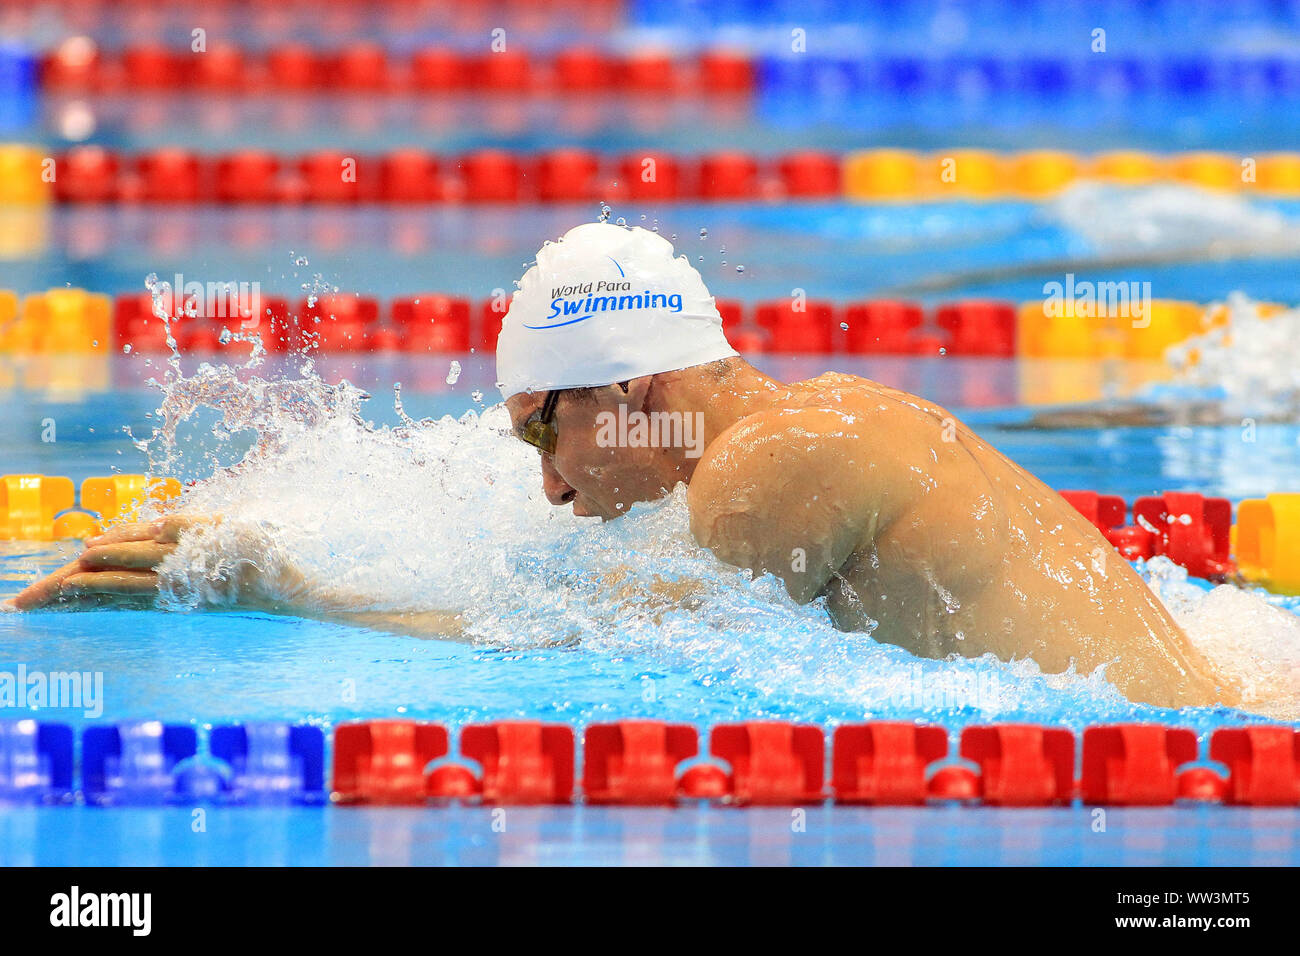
[134,357,1299,719]
[1141,557,1300,718]
[1166,293,1300,417]
[1051,182,1293,253]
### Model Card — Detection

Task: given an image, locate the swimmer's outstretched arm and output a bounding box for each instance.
[3,515,466,641]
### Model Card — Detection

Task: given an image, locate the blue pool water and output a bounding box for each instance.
[6,158,1300,867]
[3,356,1299,744]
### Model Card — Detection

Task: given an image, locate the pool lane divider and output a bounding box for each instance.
[34,38,1300,104]
[2,719,1297,808]
[40,43,757,97]
[0,474,180,541]
[1,287,1284,358]
[7,477,1296,595]
[6,144,1300,206]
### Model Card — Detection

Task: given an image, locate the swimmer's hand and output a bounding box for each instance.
[6,515,214,611]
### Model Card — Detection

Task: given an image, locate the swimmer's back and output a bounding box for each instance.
[688,372,1229,709]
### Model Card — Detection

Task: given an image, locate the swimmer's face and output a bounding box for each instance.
[507,385,678,520]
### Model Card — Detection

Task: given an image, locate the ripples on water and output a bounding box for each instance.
[105,283,1299,726]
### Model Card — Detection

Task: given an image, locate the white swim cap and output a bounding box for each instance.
[496,222,738,400]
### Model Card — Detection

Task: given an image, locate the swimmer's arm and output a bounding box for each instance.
[6,517,467,641]
[687,407,887,604]
[250,601,468,641]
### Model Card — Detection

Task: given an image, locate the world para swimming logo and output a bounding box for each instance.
[523,257,685,329]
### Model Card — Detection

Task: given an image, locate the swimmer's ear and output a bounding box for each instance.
[617,375,654,411]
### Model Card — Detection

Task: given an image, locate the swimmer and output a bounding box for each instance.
[6,223,1242,711]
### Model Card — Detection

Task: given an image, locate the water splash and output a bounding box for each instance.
[122,349,1299,726]
[1052,183,1294,253]
[1166,293,1300,418]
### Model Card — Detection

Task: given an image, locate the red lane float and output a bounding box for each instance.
[935,301,1017,356]
[709,721,825,805]
[832,722,949,804]
[16,718,1299,807]
[332,720,449,805]
[41,44,758,96]
[1080,724,1198,805]
[1061,490,1236,580]
[304,295,379,352]
[960,724,1074,806]
[1210,727,1300,806]
[456,721,575,805]
[699,152,760,199]
[755,299,836,353]
[583,721,699,805]
[1133,492,1235,579]
[392,295,471,352]
[842,300,924,353]
[778,151,841,198]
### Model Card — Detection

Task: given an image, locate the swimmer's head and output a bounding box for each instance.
[499,222,744,519]
[495,222,737,402]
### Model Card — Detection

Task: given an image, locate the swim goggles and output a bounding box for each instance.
[518,390,560,455]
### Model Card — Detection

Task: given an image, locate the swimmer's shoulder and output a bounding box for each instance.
[689,401,893,526]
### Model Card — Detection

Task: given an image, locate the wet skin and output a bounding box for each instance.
[507,363,1235,711]
[8,359,1236,710]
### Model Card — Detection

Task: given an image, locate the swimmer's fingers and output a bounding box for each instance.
[84,520,162,547]
[59,570,159,599]
[153,514,218,544]
[78,541,175,571]
[85,513,216,548]
[8,559,85,611]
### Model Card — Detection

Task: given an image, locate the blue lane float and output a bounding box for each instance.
[81,720,197,806]
[0,719,74,804]
[209,723,325,805]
